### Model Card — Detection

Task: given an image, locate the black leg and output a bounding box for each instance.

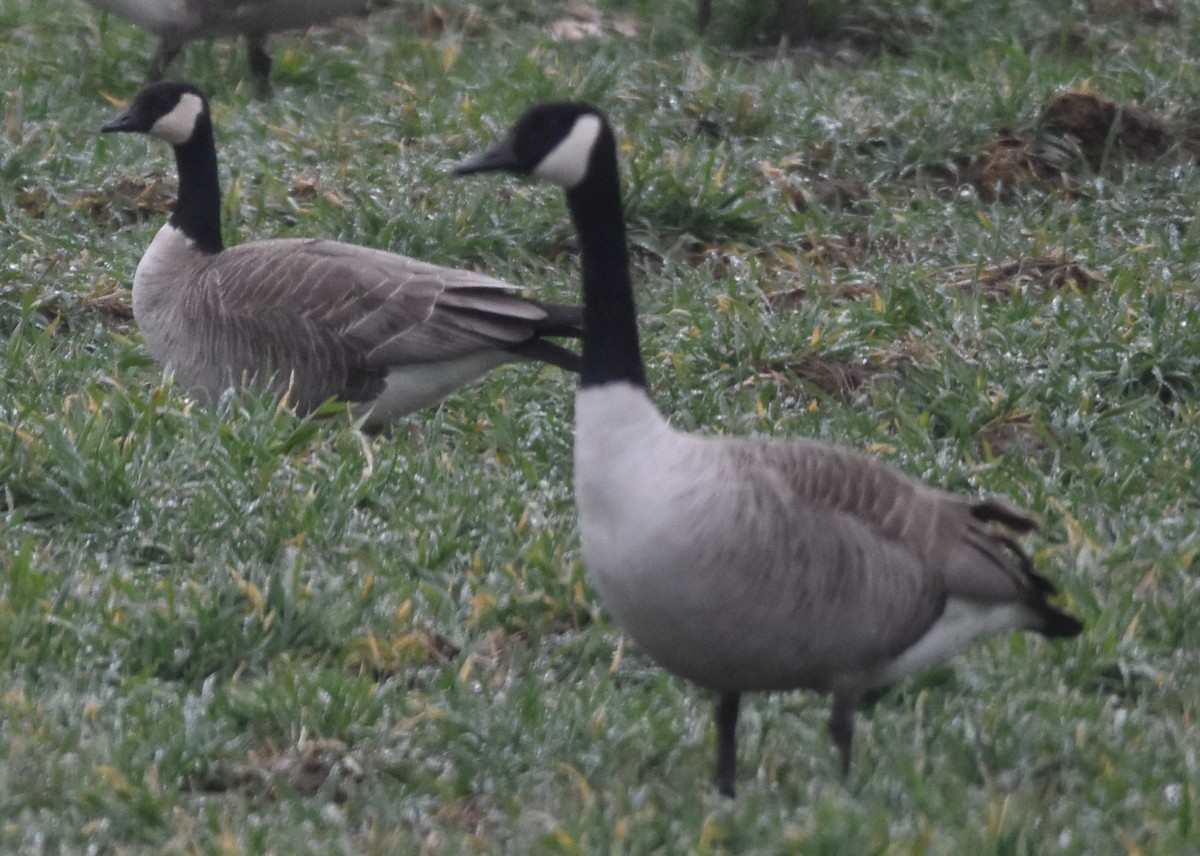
[828,693,856,776]
[148,38,182,82]
[714,691,741,798]
[777,0,814,44]
[246,33,273,100]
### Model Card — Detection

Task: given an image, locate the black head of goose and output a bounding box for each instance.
[455,103,1083,797]
[101,82,582,431]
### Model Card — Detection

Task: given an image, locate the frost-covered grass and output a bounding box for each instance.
[1,0,1198,852]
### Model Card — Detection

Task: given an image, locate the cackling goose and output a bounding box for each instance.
[454,101,1082,797]
[82,0,375,98]
[102,82,582,431]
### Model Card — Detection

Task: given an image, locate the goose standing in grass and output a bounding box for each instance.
[455,102,1083,797]
[101,82,582,431]
[83,0,374,98]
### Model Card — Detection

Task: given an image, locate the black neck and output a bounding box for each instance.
[566,134,647,390]
[169,116,224,254]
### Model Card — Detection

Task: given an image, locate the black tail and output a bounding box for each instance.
[971,497,1040,534]
[506,337,581,372]
[505,301,583,372]
[1037,602,1084,639]
[969,497,1083,639]
[530,300,584,339]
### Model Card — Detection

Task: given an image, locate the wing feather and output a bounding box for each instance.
[723,436,1054,641]
[174,237,571,411]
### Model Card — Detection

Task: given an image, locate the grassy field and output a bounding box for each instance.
[2,0,1199,852]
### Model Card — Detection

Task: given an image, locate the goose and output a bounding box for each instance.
[696,0,813,42]
[100,82,582,431]
[454,102,1083,797]
[82,0,374,98]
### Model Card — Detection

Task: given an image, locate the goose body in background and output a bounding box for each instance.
[455,103,1082,797]
[82,0,374,98]
[101,82,582,431]
[696,0,813,43]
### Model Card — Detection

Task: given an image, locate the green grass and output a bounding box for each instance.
[2,0,1199,852]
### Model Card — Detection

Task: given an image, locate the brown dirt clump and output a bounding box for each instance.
[964,133,1066,201]
[75,174,175,224]
[1089,0,1179,24]
[979,413,1052,459]
[1038,90,1173,172]
[946,254,1106,298]
[960,90,1177,199]
[760,352,885,401]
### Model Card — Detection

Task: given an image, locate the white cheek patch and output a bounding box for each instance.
[533,113,602,189]
[149,92,205,145]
